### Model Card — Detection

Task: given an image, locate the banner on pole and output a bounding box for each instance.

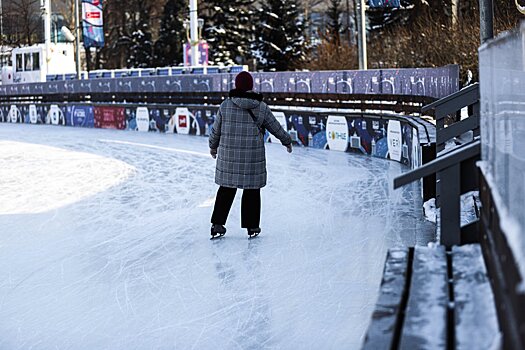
[82,0,105,48]
[183,42,209,66]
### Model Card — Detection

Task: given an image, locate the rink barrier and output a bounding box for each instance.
[476,23,525,350]
[0,102,436,170]
[395,83,481,246]
[0,66,459,100]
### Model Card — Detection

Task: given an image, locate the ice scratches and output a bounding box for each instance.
[0,124,434,349]
[0,140,134,215]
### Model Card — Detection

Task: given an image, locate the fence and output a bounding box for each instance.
[0,66,459,100]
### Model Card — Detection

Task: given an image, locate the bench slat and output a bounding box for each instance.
[399,246,448,349]
[362,248,409,350]
[453,244,501,349]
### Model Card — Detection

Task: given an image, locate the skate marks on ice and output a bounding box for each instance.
[0,140,134,215]
[0,124,434,349]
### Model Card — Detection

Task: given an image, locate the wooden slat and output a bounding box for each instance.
[362,248,410,350]
[399,246,448,349]
[422,83,479,116]
[452,244,501,350]
[436,115,480,145]
[394,141,481,189]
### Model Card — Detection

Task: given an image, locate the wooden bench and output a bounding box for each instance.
[362,244,501,349]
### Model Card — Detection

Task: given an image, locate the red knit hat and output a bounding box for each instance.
[235,71,253,92]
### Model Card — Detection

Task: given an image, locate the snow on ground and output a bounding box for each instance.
[0,124,435,349]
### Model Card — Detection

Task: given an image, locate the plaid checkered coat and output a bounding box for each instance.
[209,90,292,189]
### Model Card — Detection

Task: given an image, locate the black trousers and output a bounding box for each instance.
[211,186,261,228]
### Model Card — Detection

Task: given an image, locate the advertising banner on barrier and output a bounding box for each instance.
[47,105,66,126]
[94,106,125,129]
[1,66,459,100]
[387,120,402,162]
[67,105,94,127]
[82,0,105,48]
[0,102,422,169]
[326,116,349,152]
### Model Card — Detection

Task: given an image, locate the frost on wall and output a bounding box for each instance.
[479,22,525,284]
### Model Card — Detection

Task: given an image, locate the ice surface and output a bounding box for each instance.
[0,124,435,349]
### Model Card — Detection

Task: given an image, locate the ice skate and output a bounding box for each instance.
[247,227,261,238]
[210,224,226,239]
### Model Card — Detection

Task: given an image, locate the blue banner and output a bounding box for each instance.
[67,105,95,127]
[82,0,104,48]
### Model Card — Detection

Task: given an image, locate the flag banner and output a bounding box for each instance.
[82,0,104,48]
[183,42,209,66]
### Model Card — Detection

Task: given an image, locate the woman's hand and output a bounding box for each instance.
[286,144,292,153]
[210,148,217,159]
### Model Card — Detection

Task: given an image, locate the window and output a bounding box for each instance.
[25,53,32,71]
[16,54,23,72]
[32,52,40,70]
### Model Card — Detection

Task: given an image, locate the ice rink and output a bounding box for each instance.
[0,124,434,349]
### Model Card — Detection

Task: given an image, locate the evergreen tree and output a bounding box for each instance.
[126,1,154,68]
[153,0,186,67]
[255,0,306,71]
[128,22,153,68]
[326,0,343,44]
[201,0,256,66]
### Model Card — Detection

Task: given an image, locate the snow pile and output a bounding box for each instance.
[423,198,436,223]
[460,191,479,226]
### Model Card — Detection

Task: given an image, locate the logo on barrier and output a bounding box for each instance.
[47,105,65,125]
[178,115,187,128]
[326,115,348,152]
[29,105,37,124]
[172,107,193,135]
[136,107,150,132]
[268,112,287,143]
[74,108,86,126]
[387,120,402,161]
[9,105,21,123]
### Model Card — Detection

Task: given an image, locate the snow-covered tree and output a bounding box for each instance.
[201,0,256,66]
[128,23,153,68]
[126,1,154,68]
[255,0,307,71]
[153,0,186,67]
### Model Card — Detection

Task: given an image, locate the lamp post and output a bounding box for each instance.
[479,0,494,43]
[0,0,3,47]
[40,0,51,75]
[357,0,367,70]
[75,0,81,78]
[189,0,199,66]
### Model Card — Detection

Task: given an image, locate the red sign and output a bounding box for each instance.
[94,106,125,129]
[178,115,187,128]
[86,12,101,19]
